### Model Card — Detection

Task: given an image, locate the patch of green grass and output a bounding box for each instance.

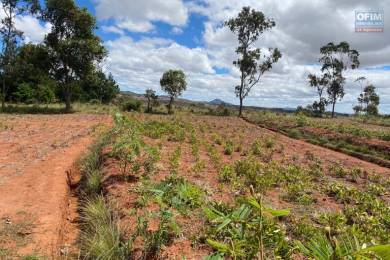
[138,210,180,258]
[218,165,235,182]
[223,140,234,155]
[80,196,131,259]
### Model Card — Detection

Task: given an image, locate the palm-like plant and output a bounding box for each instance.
[297,233,390,260]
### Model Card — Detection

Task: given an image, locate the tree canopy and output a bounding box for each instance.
[43,0,107,111]
[160,69,187,114]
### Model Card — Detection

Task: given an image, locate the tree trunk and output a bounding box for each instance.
[239,97,243,117]
[147,99,151,113]
[168,97,174,114]
[65,84,72,113]
[1,79,6,112]
[331,100,336,118]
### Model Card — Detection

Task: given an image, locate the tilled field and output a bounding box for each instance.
[79,113,390,259]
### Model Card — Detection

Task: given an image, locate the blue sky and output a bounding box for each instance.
[15,0,390,114]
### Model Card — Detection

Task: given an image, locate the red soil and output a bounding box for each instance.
[97,114,389,259]
[0,114,109,258]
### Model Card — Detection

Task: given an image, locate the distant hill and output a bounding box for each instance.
[120,90,354,115]
[208,99,233,106]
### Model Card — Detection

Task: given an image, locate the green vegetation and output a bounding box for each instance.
[160,69,187,114]
[0,0,118,113]
[246,110,390,167]
[73,113,390,259]
[78,127,132,259]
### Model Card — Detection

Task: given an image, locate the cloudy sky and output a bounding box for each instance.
[13,0,390,113]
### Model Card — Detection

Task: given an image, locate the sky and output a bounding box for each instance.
[7,0,390,114]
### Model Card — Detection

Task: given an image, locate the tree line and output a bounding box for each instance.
[0,0,119,112]
[159,7,380,117]
[0,2,381,117]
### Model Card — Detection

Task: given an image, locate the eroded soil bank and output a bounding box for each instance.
[0,114,109,258]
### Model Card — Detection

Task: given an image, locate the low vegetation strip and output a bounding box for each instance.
[77,128,132,259]
[244,111,390,168]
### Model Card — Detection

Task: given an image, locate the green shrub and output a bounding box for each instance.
[287,129,301,139]
[218,165,235,182]
[224,140,234,155]
[121,99,142,112]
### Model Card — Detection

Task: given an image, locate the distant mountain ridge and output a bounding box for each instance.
[120,90,345,114]
[208,99,233,106]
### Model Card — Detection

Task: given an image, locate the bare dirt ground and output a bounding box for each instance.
[0,114,109,259]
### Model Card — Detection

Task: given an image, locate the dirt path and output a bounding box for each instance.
[0,114,109,258]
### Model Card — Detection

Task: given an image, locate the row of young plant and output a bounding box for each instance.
[249,110,390,141]
[247,111,390,167]
[78,113,390,259]
[190,121,390,258]
[149,116,390,258]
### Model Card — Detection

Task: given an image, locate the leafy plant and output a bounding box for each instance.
[139,210,180,258]
[204,195,290,259]
[218,165,235,182]
[297,233,390,260]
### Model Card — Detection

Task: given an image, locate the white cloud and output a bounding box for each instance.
[102,25,125,36]
[95,0,189,32]
[15,16,51,43]
[104,36,215,93]
[99,0,390,113]
[0,7,50,44]
[171,26,183,35]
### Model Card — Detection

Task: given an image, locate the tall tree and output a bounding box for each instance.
[0,0,39,110]
[307,74,329,117]
[144,88,158,113]
[225,6,281,117]
[43,0,106,112]
[160,69,186,114]
[353,76,367,115]
[319,42,359,118]
[358,84,380,116]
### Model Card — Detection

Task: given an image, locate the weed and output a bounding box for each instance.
[251,139,262,155]
[80,196,132,259]
[192,160,206,174]
[143,146,160,175]
[141,210,180,258]
[283,182,314,205]
[317,212,347,235]
[169,146,182,174]
[84,170,103,196]
[349,167,363,182]
[218,165,235,182]
[211,133,223,145]
[328,163,347,178]
[264,137,275,149]
[223,140,234,155]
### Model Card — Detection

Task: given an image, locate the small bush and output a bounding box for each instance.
[121,99,142,112]
[287,129,301,139]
